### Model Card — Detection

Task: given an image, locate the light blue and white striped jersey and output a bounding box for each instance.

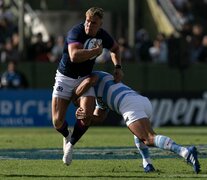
[93,71,137,114]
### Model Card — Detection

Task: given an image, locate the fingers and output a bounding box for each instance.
[93,40,103,55]
[75,107,92,126]
[95,44,103,56]
[76,107,86,119]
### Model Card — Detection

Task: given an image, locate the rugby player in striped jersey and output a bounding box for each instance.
[69,71,200,173]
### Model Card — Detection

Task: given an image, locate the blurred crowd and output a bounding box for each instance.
[117,0,207,65]
[0,0,207,89]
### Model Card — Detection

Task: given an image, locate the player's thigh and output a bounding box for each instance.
[128,118,155,140]
[52,97,70,121]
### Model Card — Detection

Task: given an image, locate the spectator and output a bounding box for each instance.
[118,37,134,62]
[0,37,21,63]
[135,29,153,62]
[0,66,1,88]
[11,32,19,50]
[28,32,48,62]
[168,34,190,68]
[45,35,55,57]
[188,24,204,63]
[49,35,64,63]
[198,35,207,63]
[0,61,28,89]
[149,33,168,63]
[149,39,162,63]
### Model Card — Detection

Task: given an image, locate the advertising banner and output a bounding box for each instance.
[147,91,207,127]
[0,90,76,127]
[0,90,206,127]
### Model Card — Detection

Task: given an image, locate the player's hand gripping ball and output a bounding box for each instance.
[84,38,102,59]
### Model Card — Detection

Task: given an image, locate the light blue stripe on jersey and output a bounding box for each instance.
[116,93,131,112]
[102,80,114,103]
[110,86,131,111]
[95,71,107,82]
[93,71,136,113]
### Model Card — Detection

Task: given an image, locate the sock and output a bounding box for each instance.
[154,135,189,159]
[56,121,69,137]
[70,120,89,146]
[134,135,152,168]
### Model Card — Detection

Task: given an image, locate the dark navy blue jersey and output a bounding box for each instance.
[58,23,115,79]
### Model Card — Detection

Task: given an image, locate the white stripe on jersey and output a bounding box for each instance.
[94,71,135,114]
[97,75,113,97]
[112,89,135,112]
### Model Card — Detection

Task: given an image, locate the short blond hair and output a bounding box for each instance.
[86,7,104,19]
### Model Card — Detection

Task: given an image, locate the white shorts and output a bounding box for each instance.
[119,94,152,126]
[52,70,95,100]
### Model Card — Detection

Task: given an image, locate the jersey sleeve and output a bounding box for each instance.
[66,23,85,44]
[67,28,80,44]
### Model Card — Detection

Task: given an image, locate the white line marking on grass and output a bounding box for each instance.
[0,145,206,160]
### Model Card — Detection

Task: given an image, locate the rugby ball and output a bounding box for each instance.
[83,38,102,59]
[83,38,102,49]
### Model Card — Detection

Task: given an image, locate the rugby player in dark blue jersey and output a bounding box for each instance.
[69,71,200,174]
[51,7,123,165]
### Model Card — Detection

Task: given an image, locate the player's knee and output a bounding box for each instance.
[52,118,59,129]
[52,115,64,129]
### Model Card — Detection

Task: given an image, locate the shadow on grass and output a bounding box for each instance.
[0,173,206,179]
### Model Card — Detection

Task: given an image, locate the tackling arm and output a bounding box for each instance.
[71,74,99,104]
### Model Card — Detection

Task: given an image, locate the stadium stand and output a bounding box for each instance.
[157,0,183,32]
[0,0,207,87]
[146,0,177,36]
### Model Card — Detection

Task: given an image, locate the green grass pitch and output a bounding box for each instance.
[0,126,206,180]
